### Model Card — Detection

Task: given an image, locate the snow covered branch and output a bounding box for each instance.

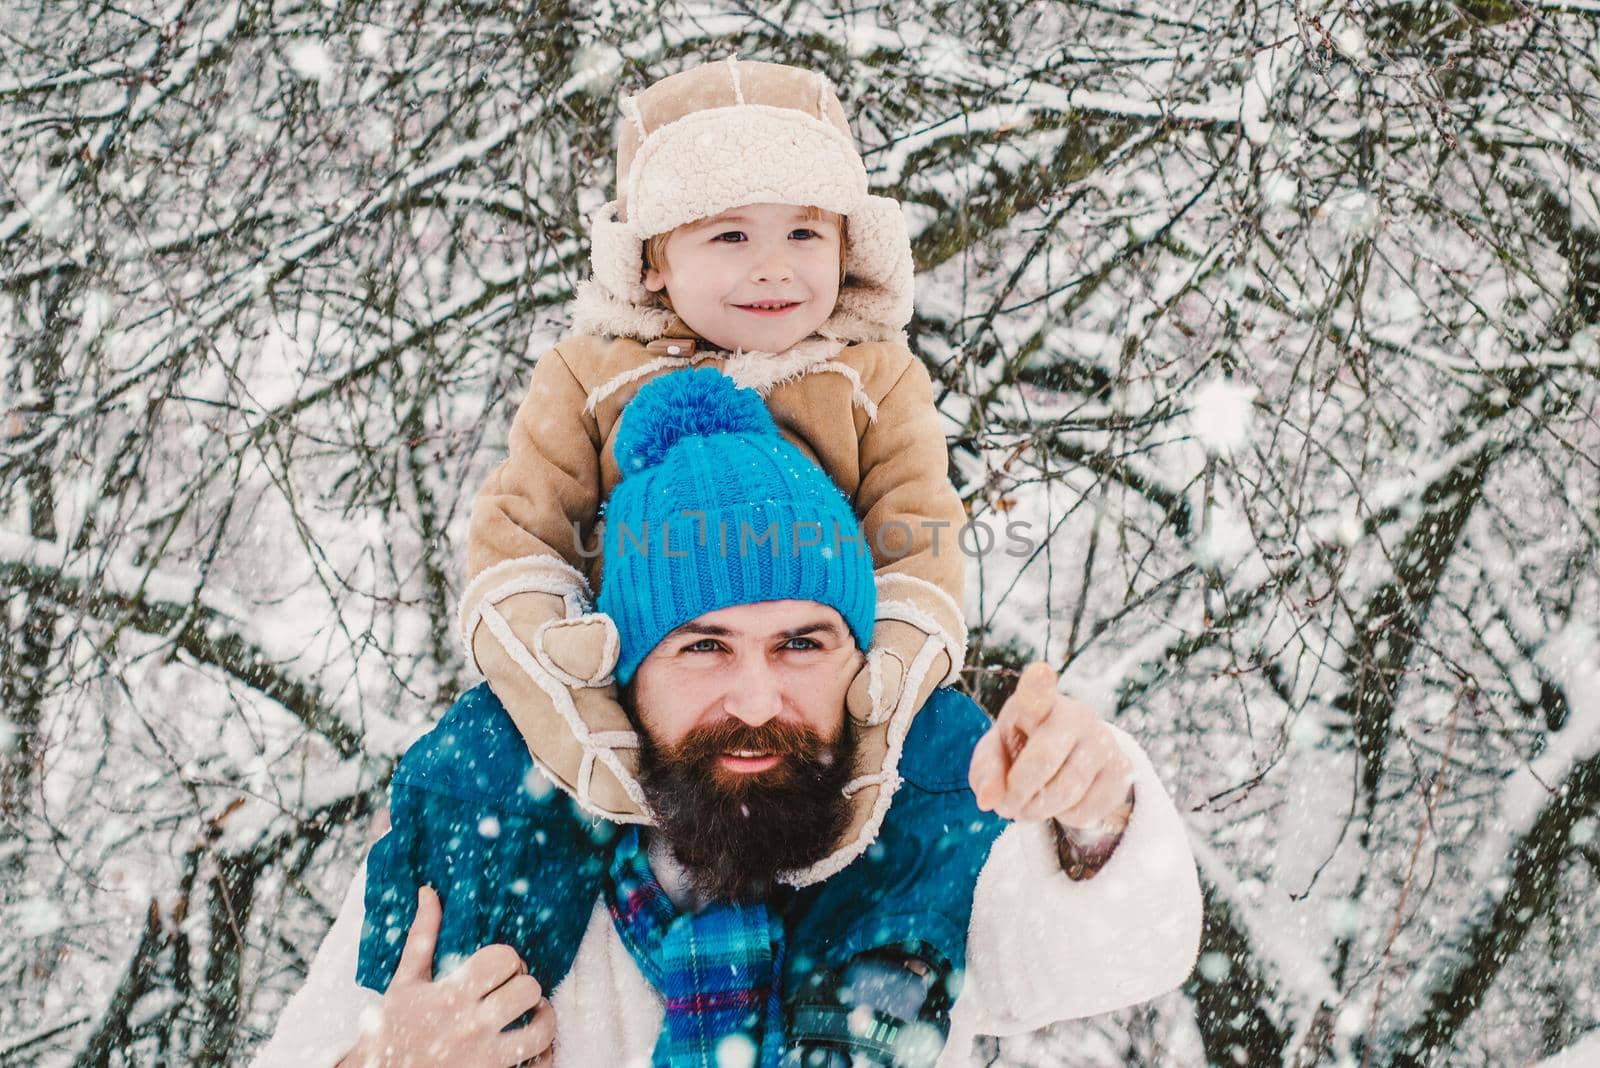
[0,538,359,757]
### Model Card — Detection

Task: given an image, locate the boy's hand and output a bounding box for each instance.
[341,887,555,1068]
[845,618,952,725]
[968,662,1134,831]
[473,591,642,819]
[537,609,619,685]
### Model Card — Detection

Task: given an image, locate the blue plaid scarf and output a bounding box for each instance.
[606,827,787,1067]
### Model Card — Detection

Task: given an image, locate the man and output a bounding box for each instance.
[253,370,1202,1067]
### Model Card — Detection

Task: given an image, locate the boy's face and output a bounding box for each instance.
[642,202,842,353]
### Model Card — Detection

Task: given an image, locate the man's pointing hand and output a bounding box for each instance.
[969,661,1135,832]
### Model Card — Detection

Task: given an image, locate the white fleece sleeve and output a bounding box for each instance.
[250,867,379,1068]
[943,723,1202,1051]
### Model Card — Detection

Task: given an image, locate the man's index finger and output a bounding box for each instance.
[1007,661,1058,732]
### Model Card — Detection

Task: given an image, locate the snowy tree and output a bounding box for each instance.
[1,1,1596,1064]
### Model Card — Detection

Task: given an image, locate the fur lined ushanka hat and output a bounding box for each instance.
[571,57,915,347]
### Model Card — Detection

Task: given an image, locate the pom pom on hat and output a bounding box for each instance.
[613,368,776,474]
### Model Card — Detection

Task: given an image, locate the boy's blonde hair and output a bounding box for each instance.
[641,206,849,313]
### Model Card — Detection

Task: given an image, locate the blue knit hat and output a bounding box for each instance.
[598,369,876,684]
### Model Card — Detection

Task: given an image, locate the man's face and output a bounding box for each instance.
[642,203,842,355]
[629,599,862,900]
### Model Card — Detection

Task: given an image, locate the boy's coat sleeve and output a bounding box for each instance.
[855,350,969,612]
[466,345,604,596]
[457,345,645,821]
[849,348,969,722]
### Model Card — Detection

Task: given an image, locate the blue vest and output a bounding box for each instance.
[357,684,1007,1019]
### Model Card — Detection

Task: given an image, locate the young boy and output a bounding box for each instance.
[461,57,969,878]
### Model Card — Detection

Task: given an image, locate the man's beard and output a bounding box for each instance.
[637,715,856,903]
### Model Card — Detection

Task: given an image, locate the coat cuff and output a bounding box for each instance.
[457,555,594,672]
